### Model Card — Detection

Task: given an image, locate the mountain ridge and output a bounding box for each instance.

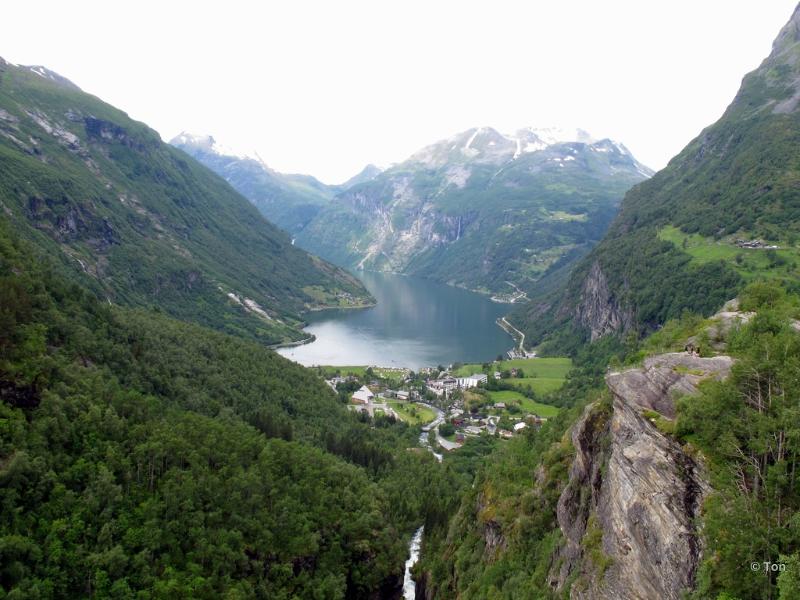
[171,132,380,233]
[295,125,651,296]
[0,58,372,345]
[510,4,800,353]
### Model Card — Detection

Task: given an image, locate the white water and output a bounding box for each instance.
[402,526,424,599]
[418,430,443,462]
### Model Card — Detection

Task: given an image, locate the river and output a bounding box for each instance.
[402,526,425,599]
[278,271,514,369]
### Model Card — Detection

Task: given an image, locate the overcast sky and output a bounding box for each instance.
[3,1,797,183]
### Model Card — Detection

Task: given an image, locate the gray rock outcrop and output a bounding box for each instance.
[555,350,733,599]
[575,261,634,340]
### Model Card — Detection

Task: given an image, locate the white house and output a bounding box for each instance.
[514,421,527,432]
[396,390,410,400]
[457,373,488,389]
[427,377,459,396]
[352,385,374,404]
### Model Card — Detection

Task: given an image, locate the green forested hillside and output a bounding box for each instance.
[421,283,800,600]
[415,341,620,599]
[170,133,337,234]
[676,285,800,599]
[0,218,447,598]
[511,7,800,352]
[0,58,371,346]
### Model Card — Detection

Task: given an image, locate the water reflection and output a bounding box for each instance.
[278,271,513,369]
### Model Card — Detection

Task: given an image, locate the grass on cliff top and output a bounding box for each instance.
[658,225,800,281]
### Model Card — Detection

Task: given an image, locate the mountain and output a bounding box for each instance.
[170,134,382,235]
[339,163,383,189]
[0,59,372,346]
[171,132,340,233]
[0,211,446,598]
[418,288,800,599]
[295,126,652,296]
[511,5,800,352]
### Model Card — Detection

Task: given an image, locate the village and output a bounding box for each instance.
[318,356,570,453]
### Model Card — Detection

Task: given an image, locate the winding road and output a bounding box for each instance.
[498,316,526,353]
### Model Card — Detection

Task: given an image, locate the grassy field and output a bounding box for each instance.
[658,225,800,280]
[487,390,560,418]
[387,401,437,425]
[505,377,567,395]
[453,357,572,378]
[314,365,409,381]
[453,357,572,395]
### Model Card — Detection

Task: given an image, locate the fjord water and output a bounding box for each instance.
[278,271,514,369]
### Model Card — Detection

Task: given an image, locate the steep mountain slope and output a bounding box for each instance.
[0,59,371,346]
[296,127,651,296]
[171,133,383,235]
[0,215,446,598]
[512,5,800,352]
[419,289,800,600]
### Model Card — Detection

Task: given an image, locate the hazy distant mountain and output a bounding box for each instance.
[171,132,340,233]
[340,163,383,189]
[296,126,651,296]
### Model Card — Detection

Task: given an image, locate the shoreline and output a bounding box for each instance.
[496,316,526,353]
[271,300,376,350]
[303,300,377,313]
[356,267,521,303]
[269,334,316,350]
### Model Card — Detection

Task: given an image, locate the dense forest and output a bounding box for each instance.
[0,218,460,598]
[418,282,800,599]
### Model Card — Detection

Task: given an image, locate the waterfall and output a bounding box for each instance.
[402,526,424,599]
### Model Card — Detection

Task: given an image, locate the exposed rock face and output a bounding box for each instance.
[414,571,434,600]
[343,180,477,272]
[555,351,733,599]
[575,261,634,340]
[606,353,733,419]
[295,127,650,295]
[553,402,613,589]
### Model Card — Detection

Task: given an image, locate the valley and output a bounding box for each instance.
[3,4,800,600]
[179,127,652,300]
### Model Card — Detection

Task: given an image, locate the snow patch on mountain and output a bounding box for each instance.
[172,132,256,161]
[464,127,482,151]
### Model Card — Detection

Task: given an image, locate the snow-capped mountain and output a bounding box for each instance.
[171,132,258,162]
[407,125,644,172]
[173,125,652,297]
[296,126,653,295]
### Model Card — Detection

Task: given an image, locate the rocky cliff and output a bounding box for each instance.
[554,348,734,599]
[573,261,635,341]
